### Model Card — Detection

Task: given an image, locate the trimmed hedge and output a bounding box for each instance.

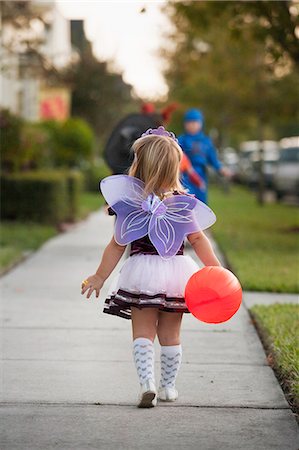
[60,169,84,220]
[1,170,84,224]
[83,161,111,192]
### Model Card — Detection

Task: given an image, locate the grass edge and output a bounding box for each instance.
[249,308,299,422]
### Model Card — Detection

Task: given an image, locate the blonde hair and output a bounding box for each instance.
[128,134,186,197]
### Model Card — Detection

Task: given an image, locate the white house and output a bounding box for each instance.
[0,0,73,121]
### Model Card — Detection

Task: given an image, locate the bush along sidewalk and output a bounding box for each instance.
[0,169,103,275]
[60,169,85,221]
[1,171,68,224]
[0,109,106,274]
[250,304,299,418]
[82,160,111,192]
[1,110,95,173]
[1,169,84,224]
[0,189,104,275]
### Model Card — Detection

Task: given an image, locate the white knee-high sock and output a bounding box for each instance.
[160,344,182,389]
[133,337,155,385]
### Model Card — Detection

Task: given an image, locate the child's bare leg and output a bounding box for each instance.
[157,311,183,346]
[131,307,159,395]
[157,311,183,398]
[131,307,159,342]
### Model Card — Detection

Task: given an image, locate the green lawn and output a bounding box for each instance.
[0,191,103,274]
[78,191,104,219]
[209,184,299,293]
[250,304,299,413]
[0,222,57,274]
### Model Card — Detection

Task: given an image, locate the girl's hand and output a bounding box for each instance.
[81,274,104,299]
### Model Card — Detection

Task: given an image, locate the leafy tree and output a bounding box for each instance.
[62,20,137,143]
[1,1,44,34]
[64,48,137,144]
[171,1,299,68]
[162,1,299,145]
[1,0,62,80]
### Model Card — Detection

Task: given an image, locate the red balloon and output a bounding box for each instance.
[185,266,242,323]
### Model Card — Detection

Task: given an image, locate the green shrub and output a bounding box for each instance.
[83,161,111,192]
[1,110,95,173]
[1,171,69,224]
[59,169,84,220]
[42,118,94,167]
[0,110,54,172]
[0,109,23,172]
[20,123,53,170]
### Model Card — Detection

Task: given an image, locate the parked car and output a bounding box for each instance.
[273,137,299,200]
[247,146,279,189]
[237,140,279,186]
[222,147,239,181]
[236,141,257,184]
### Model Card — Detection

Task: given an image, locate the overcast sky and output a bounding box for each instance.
[57,0,172,100]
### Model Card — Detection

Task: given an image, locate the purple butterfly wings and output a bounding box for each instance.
[100,175,216,259]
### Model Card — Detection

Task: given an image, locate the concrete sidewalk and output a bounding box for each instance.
[1,210,298,450]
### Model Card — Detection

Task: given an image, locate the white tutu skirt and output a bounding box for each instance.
[103,253,199,320]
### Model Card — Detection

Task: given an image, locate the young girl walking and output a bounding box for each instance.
[81,126,222,408]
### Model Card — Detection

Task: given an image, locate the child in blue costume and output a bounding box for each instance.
[178,109,230,204]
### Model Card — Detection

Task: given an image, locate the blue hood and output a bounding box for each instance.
[184,108,204,124]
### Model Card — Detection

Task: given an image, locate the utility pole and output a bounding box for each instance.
[256,118,265,205]
[255,55,265,206]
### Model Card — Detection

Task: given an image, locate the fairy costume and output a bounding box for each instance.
[99,148,217,320]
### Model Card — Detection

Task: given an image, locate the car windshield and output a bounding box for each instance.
[280,147,299,162]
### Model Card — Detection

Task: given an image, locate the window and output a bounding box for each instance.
[279,147,299,162]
